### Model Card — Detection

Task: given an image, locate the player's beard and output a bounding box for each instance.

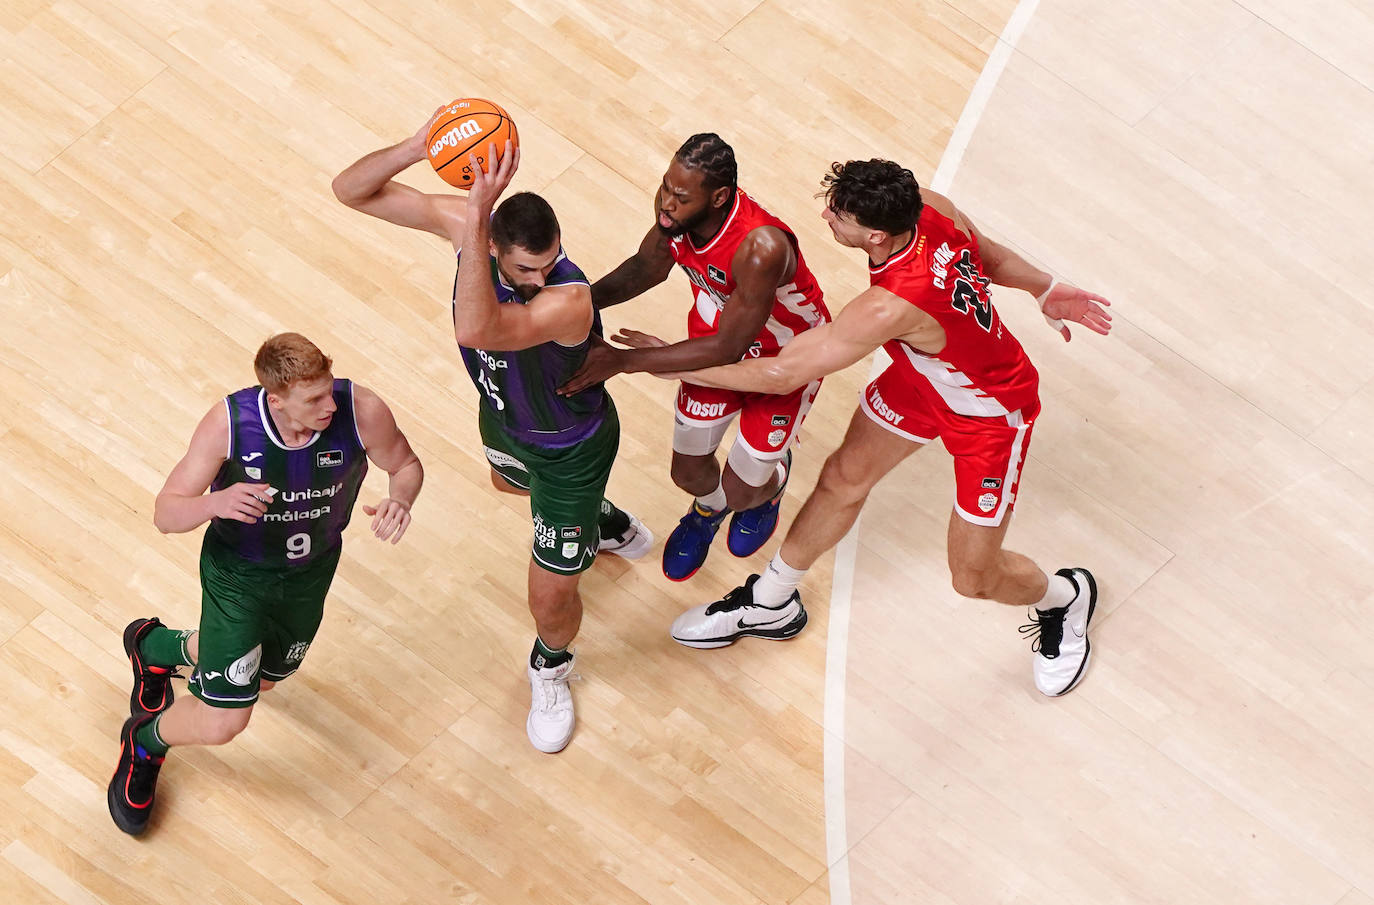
[514,282,541,301]
[656,206,711,239]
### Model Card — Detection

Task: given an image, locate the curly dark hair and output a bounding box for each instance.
[820,159,923,235]
[491,192,560,252]
[674,133,738,192]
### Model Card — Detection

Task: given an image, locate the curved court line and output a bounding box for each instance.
[822,2,1042,902]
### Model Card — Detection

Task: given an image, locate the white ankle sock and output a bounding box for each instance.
[1034,573,1076,612]
[753,553,807,607]
[696,480,727,513]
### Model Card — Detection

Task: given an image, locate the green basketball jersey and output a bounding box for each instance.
[206,379,368,566]
[454,250,609,449]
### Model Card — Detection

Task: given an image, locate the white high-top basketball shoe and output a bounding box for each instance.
[527,654,577,753]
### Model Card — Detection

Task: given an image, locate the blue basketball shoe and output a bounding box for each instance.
[727,451,791,558]
[662,502,731,581]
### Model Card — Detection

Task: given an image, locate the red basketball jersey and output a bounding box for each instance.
[668,189,830,358]
[871,204,1040,417]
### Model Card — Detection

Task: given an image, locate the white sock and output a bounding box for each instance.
[1034,573,1076,612]
[696,479,727,513]
[753,552,807,607]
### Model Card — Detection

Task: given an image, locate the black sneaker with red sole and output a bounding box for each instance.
[123,617,177,717]
[107,715,165,836]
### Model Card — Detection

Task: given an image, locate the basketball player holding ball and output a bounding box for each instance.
[333,103,652,754]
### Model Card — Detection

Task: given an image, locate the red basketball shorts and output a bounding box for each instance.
[860,364,1039,527]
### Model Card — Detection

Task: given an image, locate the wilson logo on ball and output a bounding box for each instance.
[425,97,519,188]
[430,119,483,156]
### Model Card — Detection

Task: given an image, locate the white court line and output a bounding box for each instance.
[932,0,1043,195]
[822,2,1042,902]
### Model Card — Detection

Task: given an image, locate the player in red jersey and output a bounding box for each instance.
[663,159,1113,696]
[561,134,831,584]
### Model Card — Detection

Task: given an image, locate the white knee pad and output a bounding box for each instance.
[725,434,788,487]
[672,413,736,457]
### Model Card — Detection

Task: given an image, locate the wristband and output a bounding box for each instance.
[1036,278,1065,332]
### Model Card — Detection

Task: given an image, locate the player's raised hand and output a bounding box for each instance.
[404,104,449,163]
[363,498,412,544]
[210,483,273,524]
[467,140,519,214]
[1042,283,1113,342]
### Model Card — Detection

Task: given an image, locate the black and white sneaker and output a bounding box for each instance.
[107,715,165,836]
[670,574,808,649]
[1021,567,1097,696]
[597,512,654,560]
[123,617,177,717]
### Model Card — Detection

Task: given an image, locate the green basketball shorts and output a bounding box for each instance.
[190,534,341,708]
[479,402,620,575]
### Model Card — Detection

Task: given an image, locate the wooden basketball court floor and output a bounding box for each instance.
[2,1,1372,903]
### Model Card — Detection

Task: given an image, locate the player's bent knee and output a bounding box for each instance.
[528,566,581,612]
[202,705,253,745]
[817,452,872,503]
[950,568,993,600]
[670,456,714,494]
[669,457,696,486]
[529,588,578,616]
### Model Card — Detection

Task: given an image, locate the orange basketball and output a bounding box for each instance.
[425,98,519,189]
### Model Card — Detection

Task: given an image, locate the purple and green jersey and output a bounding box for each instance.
[206,379,368,566]
[454,250,607,450]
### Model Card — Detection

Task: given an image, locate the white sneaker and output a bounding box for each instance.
[598,513,654,560]
[526,655,577,753]
[1022,568,1097,696]
[670,574,808,649]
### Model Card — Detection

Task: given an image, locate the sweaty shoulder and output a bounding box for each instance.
[735,223,794,275]
[920,190,974,241]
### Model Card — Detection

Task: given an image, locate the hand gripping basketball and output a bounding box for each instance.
[424,98,519,189]
[465,141,520,213]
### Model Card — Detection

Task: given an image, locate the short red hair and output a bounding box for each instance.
[254,333,332,394]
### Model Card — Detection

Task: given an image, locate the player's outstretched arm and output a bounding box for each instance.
[963,208,1113,342]
[154,404,271,534]
[558,227,788,394]
[672,286,914,394]
[589,224,675,310]
[354,385,423,544]
[332,107,468,242]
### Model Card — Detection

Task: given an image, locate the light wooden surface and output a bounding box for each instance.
[837,1,1374,903]
[2,0,1371,903]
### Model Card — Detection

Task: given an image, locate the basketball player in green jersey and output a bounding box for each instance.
[108,332,424,836]
[333,117,652,754]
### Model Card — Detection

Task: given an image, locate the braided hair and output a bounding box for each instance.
[674,133,738,192]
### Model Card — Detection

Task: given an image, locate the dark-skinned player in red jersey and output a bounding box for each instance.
[562,134,830,608]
